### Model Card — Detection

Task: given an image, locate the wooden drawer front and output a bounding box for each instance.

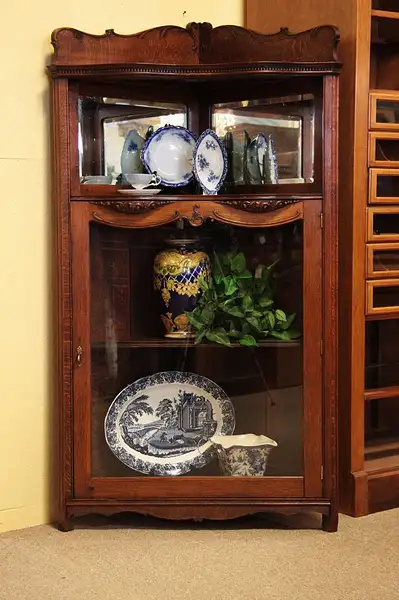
[367,243,399,277]
[370,91,399,131]
[369,132,399,167]
[367,207,399,242]
[366,279,399,315]
[369,168,399,204]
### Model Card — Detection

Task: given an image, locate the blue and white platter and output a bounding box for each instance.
[193,129,228,194]
[104,371,235,476]
[247,133,267,184]
[141,125,196,187]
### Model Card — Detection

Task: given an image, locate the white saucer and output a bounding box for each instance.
[118,188,162,196]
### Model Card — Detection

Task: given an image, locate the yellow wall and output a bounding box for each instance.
[0,0,243,533]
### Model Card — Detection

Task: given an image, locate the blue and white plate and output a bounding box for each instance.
[193,129,228,195]
[247,133,267,184]
[104,371,235,476]
[141,126,196,187]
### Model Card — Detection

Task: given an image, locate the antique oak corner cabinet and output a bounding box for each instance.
[49,23,340,531]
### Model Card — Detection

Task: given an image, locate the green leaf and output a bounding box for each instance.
[222,305,245,318]
[246,316,262,331]
[185,311,204,330]
[275,309,287,323]
[229,329,242,339]
[230,252,246,274]
[223,276,239,296]
[264,311,275,330]
[194,328,206,344]
[239,334,258,347]
[254,281,266,295]
[284,328,301,339]
[221,251,235,268]
[280,313,296,330]
[259,295,274,308]
[242,294,254,313]
[235,269,252,279]
[252,310,263,318]
[201,303,215,325]
[206,328,231,346]
[199,278,209,292]
[269,330,292,341]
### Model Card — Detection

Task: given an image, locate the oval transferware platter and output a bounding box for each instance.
[193,129,228,194]
[141,125,196,187]
[104,371,235,476]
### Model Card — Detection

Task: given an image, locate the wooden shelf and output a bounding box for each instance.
[365,454,399,472]
[91,338,301,349]
[365,438,399,456]
[364,385,399,401]
[371,9,399,21]
[371,10,399,43]
[366,312,399,321]
[73,190,322,201]
[365,436,399,473]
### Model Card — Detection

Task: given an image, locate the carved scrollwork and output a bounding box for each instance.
[92,198,300,216]
[92,200,174,214]
[219,199,299,213]
[189,203,205,226]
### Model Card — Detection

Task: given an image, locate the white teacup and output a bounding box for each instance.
[125,173,161,190]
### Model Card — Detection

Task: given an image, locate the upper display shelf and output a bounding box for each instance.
[48,22,340,77]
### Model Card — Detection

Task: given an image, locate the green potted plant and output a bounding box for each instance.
[185,250,300,347]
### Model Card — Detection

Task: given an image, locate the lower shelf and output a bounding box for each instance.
[365,438,399,473]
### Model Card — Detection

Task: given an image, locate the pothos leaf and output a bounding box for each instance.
[230,252,246,274]
[246,316,262,331]
[223,276,239,296]
[280,313,296,330]
[206,328,231,346]
[185,311,204,330]
[242,294,254,313]
[275,309,287,322]
[239,334,258,347]
[201,303,215,325]
[195,328,207,344]
[222,305,245,318]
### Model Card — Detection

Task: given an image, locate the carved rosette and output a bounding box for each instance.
[92,199,299,215]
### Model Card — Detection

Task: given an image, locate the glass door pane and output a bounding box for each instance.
[212,94,315,186]
[89,220,304,479]
[78,96,187,183]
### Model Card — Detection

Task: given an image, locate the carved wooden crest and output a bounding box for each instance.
[49,22,340,77]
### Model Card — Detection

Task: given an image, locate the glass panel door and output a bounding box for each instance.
[90,220,304,478]
[71,202,322,499]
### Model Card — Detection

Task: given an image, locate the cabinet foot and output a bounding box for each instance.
[322,510,338,532]
[58,518,74,532]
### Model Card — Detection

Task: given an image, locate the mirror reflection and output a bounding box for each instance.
[212,95,315,185]
[78,97,187,184]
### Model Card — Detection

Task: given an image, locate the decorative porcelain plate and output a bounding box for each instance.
[193,129,228,194]
[104,371,235,476]
[247,133,267,184]
[141,126,196,187]
[118,189,161,196]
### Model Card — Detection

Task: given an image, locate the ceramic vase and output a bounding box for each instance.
[153,238,211,338]
[210,434,278,476]
[120,129,145,176]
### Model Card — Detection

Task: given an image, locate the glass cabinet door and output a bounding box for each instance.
[71,202,323,498]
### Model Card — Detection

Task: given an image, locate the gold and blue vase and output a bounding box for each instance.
[153,238,211,338]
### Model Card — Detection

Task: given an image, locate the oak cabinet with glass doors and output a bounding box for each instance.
[49,22,339,531]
